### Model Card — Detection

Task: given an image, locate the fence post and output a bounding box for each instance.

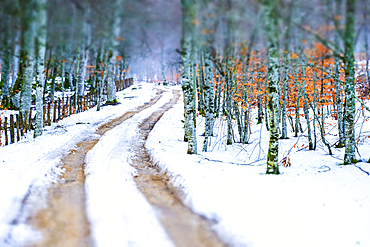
[29,108,32,130]
[58,99,61,121]
[43,105,46,127]
[66,96,69,116]
[19,112,24,137]
[76,96,79,113]
[4,117,8,146]
[81,96,84,111]
[10,114,15,144]
[62,96,65,118]
[47,102,51,126]
[24,110,28,133]
[53,100,57,122]
[69,96,73,115]
[16,114,20,142]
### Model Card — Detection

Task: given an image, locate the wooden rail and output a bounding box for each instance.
[0,78,134,146]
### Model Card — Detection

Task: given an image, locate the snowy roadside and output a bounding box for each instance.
[146,94,370,247]
[84,88,174,247]
[0,83,157,245]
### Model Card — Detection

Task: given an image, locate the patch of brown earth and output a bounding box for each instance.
[26,90,164,246]
[132,90,226,247]
[27,140,97,247]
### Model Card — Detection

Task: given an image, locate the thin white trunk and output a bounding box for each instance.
[34,0,47,138]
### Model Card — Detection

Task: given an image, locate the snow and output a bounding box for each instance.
[84,88,174,246]
[0,82,370,247]
[0,83,163,246]
[146,93,370,247]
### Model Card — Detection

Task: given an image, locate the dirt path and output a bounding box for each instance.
[26,91,164,247]
[131,90,225,247]
[24,88,224,247]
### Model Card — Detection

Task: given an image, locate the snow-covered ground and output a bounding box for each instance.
[84,88,174,246]
[1,82,370,247]
[146,94,370,247]
[0,83,165,246]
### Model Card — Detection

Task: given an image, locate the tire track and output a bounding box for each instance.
[24,90,164,246]
[131,90,225,247]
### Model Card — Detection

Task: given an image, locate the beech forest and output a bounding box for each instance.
[1,0,369,173]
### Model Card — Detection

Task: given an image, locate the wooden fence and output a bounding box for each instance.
[0,78,134,146]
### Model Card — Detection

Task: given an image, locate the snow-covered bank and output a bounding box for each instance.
[84,88,174,247]
[146,94,370,247]
[0,83,158,246]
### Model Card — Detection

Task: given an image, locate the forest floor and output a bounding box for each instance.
[0,83,370,247]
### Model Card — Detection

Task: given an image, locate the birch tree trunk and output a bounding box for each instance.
[263,0,280,174]
[280,68,288,139]
[226,69,233,145]
[201,1,217,151]
[343,0,357,164]
[280,2,293,139]
[301,65,314,150]
[106,0,122,102]
[18,0,36,115]
[77,49,87,97]
[107,52,117,102]
[294,71,301,137]
[96,44,104,111]
[1,51,11,108]
[334,34,345,147]
[202,50,214,151]
[181,0,199,154]
[76,2,91,106]
[161,47,167,85]
[363,4,370,91]
[34,0,47,138]
[264,78,270,132]
[1,5,18,108]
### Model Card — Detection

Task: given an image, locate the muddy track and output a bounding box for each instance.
[24,88,224,247]
[26,90,164,247]
[132,90,225,247]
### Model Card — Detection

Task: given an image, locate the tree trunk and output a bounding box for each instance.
[96,44,104,111]
[181,0,199,154]
[334,34,345,147]
[34,0,47,138]
[77,49,88,97]
[106,53,117,102]
[343,0,357,164]
[161,47,167,85]
[226,69,233,145]
[280,1,293,139]
[18,1,36,114]
[280,70,288,139]
[1,51,11,108]
[202,49,215,151]
[263,0,280,174]
[301,66,314,150]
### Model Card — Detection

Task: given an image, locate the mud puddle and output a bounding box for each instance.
[25,90,164,246]
[132,90,225,247]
